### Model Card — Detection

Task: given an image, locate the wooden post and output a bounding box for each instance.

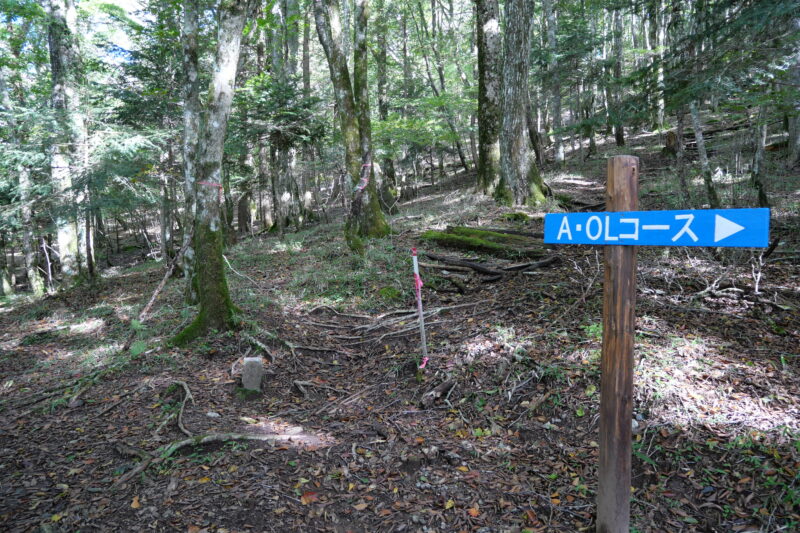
[597,155,639,533]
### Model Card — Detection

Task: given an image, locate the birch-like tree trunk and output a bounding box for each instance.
[689,101,720,209]
[750,106,770,207]
[543,0,563,163]
[498,0,545,206]
[314,0,389,253]
[173,0,250,344]
[47,0,84,283]
[181,0,201,302]
[475,0,501,193]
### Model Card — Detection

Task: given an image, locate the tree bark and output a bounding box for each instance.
[180,0,201,303]
[498,0,545,206]
[314,0,389,252]
[688,101,720,209]
[475,0,501,193]
[173,0,250,344]
[47,0,84,283]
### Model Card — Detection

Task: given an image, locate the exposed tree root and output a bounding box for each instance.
[168,381,195,438]
[112,443,153,489]
[158,433,283,459]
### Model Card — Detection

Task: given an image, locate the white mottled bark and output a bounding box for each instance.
[181,0,201,302]
[47,0,84,282]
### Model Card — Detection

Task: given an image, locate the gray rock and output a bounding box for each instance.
[241,356,264,390]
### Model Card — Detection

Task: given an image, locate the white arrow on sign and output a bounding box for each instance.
[714,215,745,242]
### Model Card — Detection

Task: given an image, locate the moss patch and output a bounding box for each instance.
[502,212,530,222]
[420,228,543,258]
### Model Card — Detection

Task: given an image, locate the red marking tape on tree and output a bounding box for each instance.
[198,181,223,202]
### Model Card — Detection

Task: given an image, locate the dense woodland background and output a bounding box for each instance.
[1,0,799,531]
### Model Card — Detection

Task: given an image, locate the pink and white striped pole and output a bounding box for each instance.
[411,248,429,367]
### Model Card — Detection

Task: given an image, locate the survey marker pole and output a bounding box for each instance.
[597,156,639,533]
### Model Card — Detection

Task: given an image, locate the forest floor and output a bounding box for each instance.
[1,128,800,532]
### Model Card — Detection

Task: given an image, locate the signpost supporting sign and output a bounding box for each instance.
[543,156,770,533]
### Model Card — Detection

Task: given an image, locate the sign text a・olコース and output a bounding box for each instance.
[544,208,769,248]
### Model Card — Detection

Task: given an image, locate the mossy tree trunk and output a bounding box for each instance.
[314,0,389,253]
[475,0,501,194]
[499,0,546,207]
[174,0,250,345]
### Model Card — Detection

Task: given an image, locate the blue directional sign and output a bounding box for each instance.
[544,208,769,248]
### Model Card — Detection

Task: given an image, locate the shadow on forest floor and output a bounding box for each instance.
[1,127,799,532]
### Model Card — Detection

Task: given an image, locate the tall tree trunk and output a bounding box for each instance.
[751,106,770,207]
[475,0,501,193]
[612,6,625,146]
[180,0,201,303]
[498,0,545,206]
[375,0,398,213]
[47,0,84,283]
[174,0,250,344]
[314,0,389,253]
[543,0,563,163]
[788,19,800,169]
[688,101,720,209]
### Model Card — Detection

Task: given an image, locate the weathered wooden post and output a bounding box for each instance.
[543,156,769,532]
[597,155,638,533]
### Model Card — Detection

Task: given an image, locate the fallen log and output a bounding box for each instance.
[423,252,503,276]
[422,226,544,258]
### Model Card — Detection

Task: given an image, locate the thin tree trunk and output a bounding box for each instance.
[788,19,800,169]
[498,0,545,206]
[0,234,12,296]
[375,0,398,213]
[675,108,690,204]
[689,101,720,208]
[1,49,44,295]
[750,106,770,207]
[475,0,501,193]
[612,6,625,146]
[543,0,563,163]
[173,0,250,344]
